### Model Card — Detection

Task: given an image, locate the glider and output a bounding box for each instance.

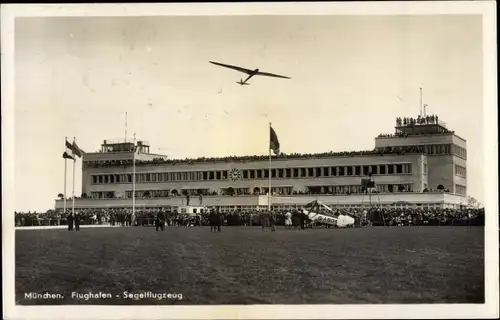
[302,200,355,228]
[209,61,291,85]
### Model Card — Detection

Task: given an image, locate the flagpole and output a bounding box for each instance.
[63,137,68,214]
[419,87,423,117]
[125,112,128,143]
[268,122,272,211]
[72,137,76,214]
[132,133,136,217]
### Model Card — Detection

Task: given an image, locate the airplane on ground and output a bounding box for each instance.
[302,200,355,228]
[209,61,291,86]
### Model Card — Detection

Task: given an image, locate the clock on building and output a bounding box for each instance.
[228,168,242,181]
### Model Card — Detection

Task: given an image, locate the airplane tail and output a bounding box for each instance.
[237,79,250,86]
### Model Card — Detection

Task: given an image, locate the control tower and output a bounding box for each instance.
[99,139,150,154]
[374,114,467,196]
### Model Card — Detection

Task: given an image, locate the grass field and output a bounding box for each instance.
[15,226,484,305]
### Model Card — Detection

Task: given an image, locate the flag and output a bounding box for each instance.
[63,140,75,160]
[62,151,74,160]
[270,126,280,155]
[72,141,84,158]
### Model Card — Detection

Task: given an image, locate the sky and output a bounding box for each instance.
[14,14,483,211]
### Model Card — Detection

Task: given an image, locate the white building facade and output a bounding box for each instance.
[54,115,468,212]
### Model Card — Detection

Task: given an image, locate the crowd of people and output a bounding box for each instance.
[82,146,426,169]
[14,206,485,228]
[396,115,443,127]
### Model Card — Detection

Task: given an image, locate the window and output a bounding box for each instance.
[339,167,345,176]
[285,168,291,178]
[346,167,353,176]
[388,165,394,174]
[455,165,467,178]
[396,164,403,174]
[363,165,370,175]
[257,170,262,179]
[293,168,299,177]
[316,167,322,177]
[455,184,466,196]
[92,176,97,184]
[379,165,386,175]
[308,168,314,177]
[278,169,284,178]
[300,168,306,177]
[355,166,361,176]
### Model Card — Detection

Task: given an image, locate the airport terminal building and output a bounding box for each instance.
[55,114,468,212]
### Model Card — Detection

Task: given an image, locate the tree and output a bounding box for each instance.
[57,193,64,199]
[467,196,483,208]
[398,185,406,192]
[226,187,235,196]
[437,184,445,191]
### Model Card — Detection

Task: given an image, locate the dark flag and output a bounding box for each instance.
[62,152,75,160]
[63,139,75,160]
[72,141,84,158]
[270,126,280,155]
[65,139,84,158]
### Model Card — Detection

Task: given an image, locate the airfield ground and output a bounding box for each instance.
[15,226,484,305]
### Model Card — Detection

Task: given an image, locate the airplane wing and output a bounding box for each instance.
[256,71,291,79]
[209,61,253,75]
